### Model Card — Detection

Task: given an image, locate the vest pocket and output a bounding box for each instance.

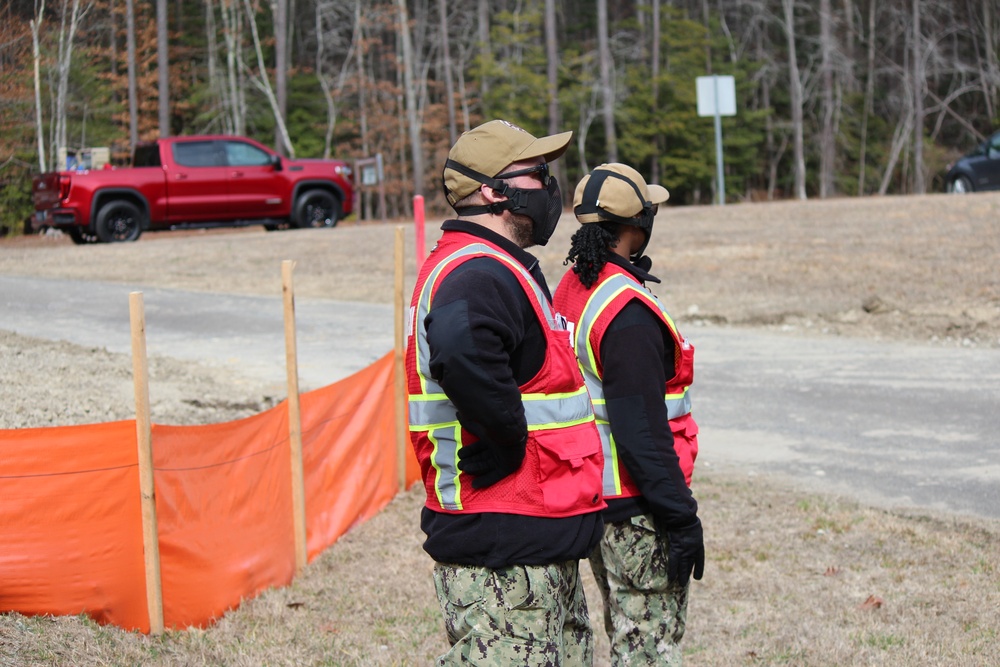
[533,423,604,515]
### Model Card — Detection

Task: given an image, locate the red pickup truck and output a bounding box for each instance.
[30,135,355,243]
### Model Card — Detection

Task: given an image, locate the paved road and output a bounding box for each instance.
[3,275,999,520]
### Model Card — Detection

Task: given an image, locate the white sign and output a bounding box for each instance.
[696,75,736,117]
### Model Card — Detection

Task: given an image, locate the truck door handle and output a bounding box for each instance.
[232,171,244,178]
[174,173,187,180]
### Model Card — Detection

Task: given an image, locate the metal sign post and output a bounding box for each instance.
[696,75,737,205]
[354,154,387,224]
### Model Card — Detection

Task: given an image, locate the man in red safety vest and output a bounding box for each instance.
[553,163,705,666]
[405,119,606,665]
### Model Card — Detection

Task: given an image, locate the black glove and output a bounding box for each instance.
[456,437,526,489]
[663,517,705,585]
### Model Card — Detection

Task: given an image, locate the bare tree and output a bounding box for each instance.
[782,0,806,199]
[477,0,490,109]
[650,0,660,184]
[157,0,168,135]
[219,0,246,135]
[31,0,46,172]
[242,0,294,155]
[126,0,138,147]
[544,0,564,197]
[818,0,836,198]
[397,0,424,197]
[438,0,456,145]
[315,0,357,158]
[597,0,617,162]
[53,0,90,167]
[274,0,287,154]
[857,0,875,195]
[912,0,926,193]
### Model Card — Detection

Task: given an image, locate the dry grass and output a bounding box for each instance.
[3,473,997,666]
[3,193,999,664]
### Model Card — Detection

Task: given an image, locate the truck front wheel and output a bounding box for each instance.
[294,190,341,228]
[96,201,144,242]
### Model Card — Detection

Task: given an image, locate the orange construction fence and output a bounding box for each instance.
[0,352,421,633]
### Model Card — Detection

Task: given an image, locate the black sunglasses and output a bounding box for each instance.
[496,163,551,186]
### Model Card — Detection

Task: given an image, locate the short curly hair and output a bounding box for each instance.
[564,222,621,290]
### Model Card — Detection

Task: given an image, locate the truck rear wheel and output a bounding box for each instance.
[294,190,341,228]
[68,227,100,244]
[95,200,144,243]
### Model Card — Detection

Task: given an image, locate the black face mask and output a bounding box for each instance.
[445,159,563,246]
[631,207,655,259]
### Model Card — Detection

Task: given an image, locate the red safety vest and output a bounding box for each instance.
[405,231,605,518]
[553,261,698,499]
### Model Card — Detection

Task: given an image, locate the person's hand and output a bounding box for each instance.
[663,517,705,585]
[457,437,525,489]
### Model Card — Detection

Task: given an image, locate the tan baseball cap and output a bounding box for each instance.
[573,163,670,223]
[443,120,573,205]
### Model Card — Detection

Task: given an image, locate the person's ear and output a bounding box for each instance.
[481,182,505,203]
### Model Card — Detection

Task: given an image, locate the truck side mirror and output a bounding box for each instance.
[271,154,283,171]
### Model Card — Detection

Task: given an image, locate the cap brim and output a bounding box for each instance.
[514,130,573,163]
[647,184,670,204]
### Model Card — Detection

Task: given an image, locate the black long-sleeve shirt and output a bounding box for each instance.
[597,254,698,528]
[419,219,603,567]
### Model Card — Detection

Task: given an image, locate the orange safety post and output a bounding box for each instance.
[413,194,426,269]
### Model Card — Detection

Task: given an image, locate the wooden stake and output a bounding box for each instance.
[129,292,164,635]
[282,260,307,573]
[394,226,408,492]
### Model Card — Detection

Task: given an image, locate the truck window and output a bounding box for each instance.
[133,144,162,167]
[173,141,224,167]
[224,141,272,167]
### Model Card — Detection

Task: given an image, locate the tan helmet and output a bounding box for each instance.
[573,163,669,225]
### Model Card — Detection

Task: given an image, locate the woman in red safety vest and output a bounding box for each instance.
[553,163,705,666]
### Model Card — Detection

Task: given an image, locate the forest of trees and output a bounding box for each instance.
[1,0,998,234]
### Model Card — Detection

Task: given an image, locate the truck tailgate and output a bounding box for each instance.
[32,172,64,210]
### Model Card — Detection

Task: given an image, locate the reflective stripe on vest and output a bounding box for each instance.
[575,274,692,497]
[408,243,587,511]
[575,275,692,421]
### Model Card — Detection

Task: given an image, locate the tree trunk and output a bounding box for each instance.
[597,0,617,162]
[157,0,169,136]
[242,0,293,156]
[879,112,914,195]
[438,0,456,145]
[31,0,47,173]
[857,0,875,195]
[477,0,490,108]
[782,0,806,200]
[397,0,424,197]
[819,0,835,198]
[126,0,138,148]
[983,0,998,121]
[219,0,244,135]
[544,0,565,199]
[650,0,660,184]
[54,0,87,167]
[274,0,287,154]
[355,0,368,157]
[912,0,925,194]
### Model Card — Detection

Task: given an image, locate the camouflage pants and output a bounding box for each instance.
[432,560,593,666]
[588,514,690,666]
